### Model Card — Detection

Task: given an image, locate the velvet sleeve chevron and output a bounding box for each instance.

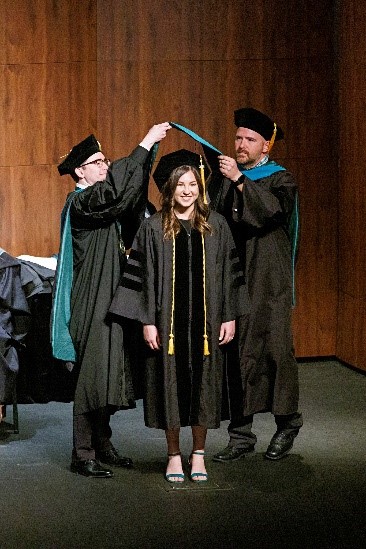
[218,215,250,321]
[109,219,157,325]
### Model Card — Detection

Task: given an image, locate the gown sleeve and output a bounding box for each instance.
[234,170,297,230]
[109,218,157,325]
[69,145,150,226]
[217,216,250,321]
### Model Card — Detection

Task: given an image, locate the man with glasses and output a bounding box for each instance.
[53,123,170,477]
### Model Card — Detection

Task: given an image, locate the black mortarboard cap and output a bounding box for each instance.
[234,108,284,141]
[58,134,102,176]
[153,149,209,191]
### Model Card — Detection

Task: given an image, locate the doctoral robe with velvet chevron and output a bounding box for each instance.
[54,146,150,416]
[109,211,249,430]
[209,169,300,417]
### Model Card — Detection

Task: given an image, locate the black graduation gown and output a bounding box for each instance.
[0,252,30,403]
[109,211,249,430]
[209,170,299,416]
[65,145,150,415]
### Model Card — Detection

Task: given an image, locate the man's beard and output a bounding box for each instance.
[236,153,254,168]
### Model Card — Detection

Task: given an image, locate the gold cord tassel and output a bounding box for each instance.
[202,234,210,356]
[199,155,207,205]
[168,333,174,355]
[168,237,176,355]
[268,122,277,152]
[203,335,209,356]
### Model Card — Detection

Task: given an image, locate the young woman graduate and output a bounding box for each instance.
[109,149,249,485]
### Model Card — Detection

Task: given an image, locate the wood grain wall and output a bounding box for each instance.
[337,1,366,371]
[0,0,97,256]
[0,1,340,360]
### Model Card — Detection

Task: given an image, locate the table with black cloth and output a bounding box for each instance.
[0,250,76,433]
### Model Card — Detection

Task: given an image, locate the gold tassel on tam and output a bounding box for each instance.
[168,237,176,355]
[199,155,207,205]
[268,122,277,152]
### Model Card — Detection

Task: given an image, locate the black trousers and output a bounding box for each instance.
[223,338,303,449]
[228,412,303,449]
[72,406,113,461]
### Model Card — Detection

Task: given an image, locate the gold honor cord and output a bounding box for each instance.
[167,234,210,356]
[168,237,176,355]
[202,233,210,356]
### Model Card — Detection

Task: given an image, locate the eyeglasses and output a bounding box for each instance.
[80,158,111,168]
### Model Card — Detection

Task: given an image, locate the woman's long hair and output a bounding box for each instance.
[160,165,212,240]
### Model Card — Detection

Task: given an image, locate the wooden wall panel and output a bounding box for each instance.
[338,159,366,299]
[337,293,366,368]
[337,0,366,371]
[97,0,334,62]
[97,0,267,62]
[291,159,338,357]
[0,0,96,64]
[0,166,74,257]
[0,61,98,256]
[0,1,98,258]
[0,63,97,166]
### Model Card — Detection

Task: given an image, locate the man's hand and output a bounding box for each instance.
[218,155,242,182]
[140,122,171,150]
[218,320,236,345]
[143,324,161,350]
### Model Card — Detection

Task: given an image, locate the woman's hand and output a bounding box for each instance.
[143,324,161,350]
[218,320,235,345]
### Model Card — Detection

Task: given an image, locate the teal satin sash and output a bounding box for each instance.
[51,188,83,361]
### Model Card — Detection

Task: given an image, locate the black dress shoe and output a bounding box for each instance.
[96,448,133,468]
[265,431,297,461]
[212,445,254,463]
[70,459,114,478]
